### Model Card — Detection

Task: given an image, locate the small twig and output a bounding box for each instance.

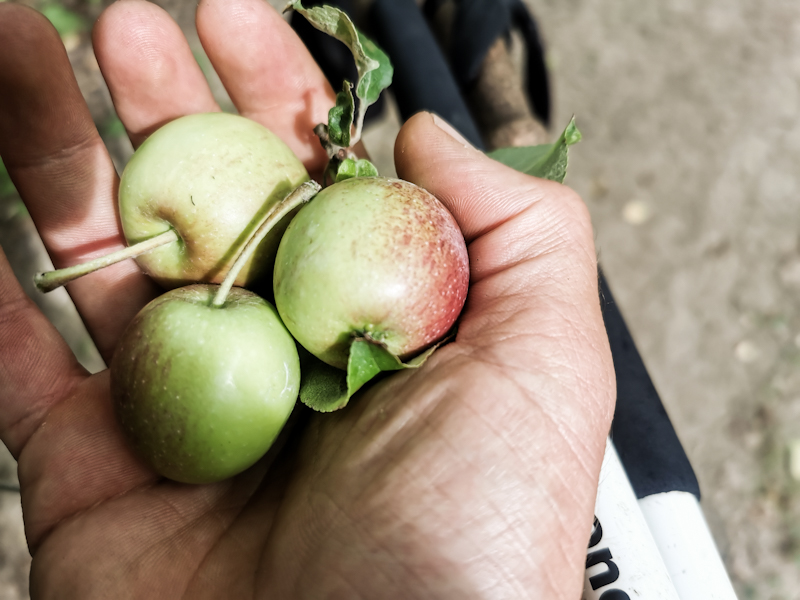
[314,123,360,185]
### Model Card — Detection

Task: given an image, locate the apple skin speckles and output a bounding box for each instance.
[273,177,469,369]
[119,113,309,290]
[110,284,300,484]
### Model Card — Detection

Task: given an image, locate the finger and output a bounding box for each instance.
[396,112,599,281]
[395,112,613,406]
[395,113,587,241]
[0,4,162,362]
[394,116,615,571]
[17,371,156,549]
[196,0,334,174]
[93,0,220,149]
[0,245,86,458]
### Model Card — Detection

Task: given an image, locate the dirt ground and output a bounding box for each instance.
[0,0,798,598]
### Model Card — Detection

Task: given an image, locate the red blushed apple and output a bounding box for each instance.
[273,177,469,369]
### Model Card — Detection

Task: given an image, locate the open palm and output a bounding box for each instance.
[0,1,614,598]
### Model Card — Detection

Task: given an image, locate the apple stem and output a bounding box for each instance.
[212,180,321,308]
[34,229,180,293]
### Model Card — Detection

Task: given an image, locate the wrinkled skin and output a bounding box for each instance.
[0,1,615,599]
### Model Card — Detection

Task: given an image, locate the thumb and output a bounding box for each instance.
[394,111,614,419]
[395,112,589,241]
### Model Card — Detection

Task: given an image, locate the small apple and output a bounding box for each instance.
[110,284,300,484]
[119,112,309,289]
[273,177,469,369]
[35,113,309,293]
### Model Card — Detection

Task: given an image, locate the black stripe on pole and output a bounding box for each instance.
[601,273,700,500]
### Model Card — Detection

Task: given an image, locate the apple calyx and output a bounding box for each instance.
[211,180,321,308]
[34,228,180,293]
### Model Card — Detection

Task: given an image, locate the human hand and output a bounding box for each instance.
[0,1,614,598]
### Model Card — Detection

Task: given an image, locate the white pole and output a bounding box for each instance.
[584,439,681,599]
[639,491,738,599]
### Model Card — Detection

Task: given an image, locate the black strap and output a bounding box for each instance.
[423,0,551,126]
[368,0,484,148]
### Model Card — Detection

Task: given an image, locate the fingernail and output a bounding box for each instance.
[432,114,474,150]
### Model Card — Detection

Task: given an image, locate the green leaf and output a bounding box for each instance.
[192,49,214,79]
[328,81,354,147]
[41,5,87,37]
[298,337,441,412]
[487,117,582,183]
[355,159,378,177]
[335,158,379,182]
[100,115,126,140]
[355,31,393,106]
[346,339,408,397]
[0,158,17,198]
[0,158,25,215]
[288,1,393,142]
[335,158,358,182]
[298,348,350,413]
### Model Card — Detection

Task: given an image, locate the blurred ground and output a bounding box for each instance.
[535,2,800,597]
[0,0,799,598]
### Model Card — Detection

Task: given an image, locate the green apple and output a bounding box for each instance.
[273,177,469,369]
[110,284,300,484]
[119,112,309,289]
